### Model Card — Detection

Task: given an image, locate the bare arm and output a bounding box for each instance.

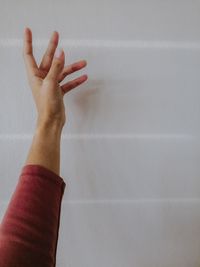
[25,121,62,176]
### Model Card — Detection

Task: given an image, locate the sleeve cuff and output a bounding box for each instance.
[20,164,66,195]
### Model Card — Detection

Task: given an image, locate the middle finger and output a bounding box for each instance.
[39,31,59,72]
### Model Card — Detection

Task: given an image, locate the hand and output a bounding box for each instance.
[23,27,88,129]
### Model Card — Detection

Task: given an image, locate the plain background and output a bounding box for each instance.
[0,0,200,266]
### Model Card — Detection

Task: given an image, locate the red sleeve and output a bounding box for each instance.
[0,164,66,267]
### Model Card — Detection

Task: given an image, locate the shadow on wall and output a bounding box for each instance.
[72,79,106,132]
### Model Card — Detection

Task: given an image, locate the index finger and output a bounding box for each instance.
[23,27,38,77]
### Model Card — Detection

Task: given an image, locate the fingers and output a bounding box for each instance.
[23,27,38,78]
[61,74,88,95]
[45,48,65,81]
[39,31,59,72]
[58,60,87,83]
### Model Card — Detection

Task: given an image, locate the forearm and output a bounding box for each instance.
[24,120,63,176]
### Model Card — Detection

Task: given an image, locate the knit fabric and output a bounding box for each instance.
[0,164,66,267]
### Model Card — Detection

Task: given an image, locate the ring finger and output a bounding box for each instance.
[58,59,87,83]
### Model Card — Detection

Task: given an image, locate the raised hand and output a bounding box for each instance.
[23,27,88,128]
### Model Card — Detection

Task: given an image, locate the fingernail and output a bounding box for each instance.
[55,47,63,59]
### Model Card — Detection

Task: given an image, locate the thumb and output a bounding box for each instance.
[46,47,65,81]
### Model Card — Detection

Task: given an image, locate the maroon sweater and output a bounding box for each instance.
[0,164,66,267]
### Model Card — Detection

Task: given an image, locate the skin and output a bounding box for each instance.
[23,27,88,175]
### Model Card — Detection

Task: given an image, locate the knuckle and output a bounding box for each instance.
[71,65,78,71]
[54,58,62,66]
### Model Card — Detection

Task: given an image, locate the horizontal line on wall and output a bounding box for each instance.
[2,198,200,205]
[1,39,200,49]
[0,133,195,140]
[62,198,200,204]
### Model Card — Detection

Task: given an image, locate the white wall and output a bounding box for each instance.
[0,0,200,266]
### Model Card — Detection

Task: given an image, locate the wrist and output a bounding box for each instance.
[36,118,64,134]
